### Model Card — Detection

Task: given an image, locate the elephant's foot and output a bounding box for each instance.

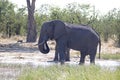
[90,61,95,65]
[65,56,70,61]
[60,60,65,65]
[53,58,58,61]
[79,62,84,65]
[90,59,95,64]
[65,59,70,61]
[54,58,70,62]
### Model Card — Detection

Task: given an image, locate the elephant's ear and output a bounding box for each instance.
[53,20,66,39]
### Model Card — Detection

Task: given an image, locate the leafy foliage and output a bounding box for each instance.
[0,1,120,45]
[0,0,27,37]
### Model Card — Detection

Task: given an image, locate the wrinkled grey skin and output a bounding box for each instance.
[38,20,101,64]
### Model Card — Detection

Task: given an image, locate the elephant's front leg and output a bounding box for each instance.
[54,46,70,62]
[79,51,86,65]
[89,48,97,64]
[53,47,59,61]
[56,42,66,64]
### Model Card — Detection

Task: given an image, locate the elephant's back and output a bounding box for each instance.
[66,23,100,41]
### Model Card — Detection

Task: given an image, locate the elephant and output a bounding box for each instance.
[38,20,101,64]
[54,47,70,62]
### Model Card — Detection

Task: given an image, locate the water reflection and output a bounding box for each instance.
[1,60,120,69]
[96,60,120,70]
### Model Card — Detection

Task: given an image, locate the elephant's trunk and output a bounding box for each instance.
[38,35,50,54]
[38,41,50,54]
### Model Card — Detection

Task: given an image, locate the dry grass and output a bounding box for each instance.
[101,39,120,54]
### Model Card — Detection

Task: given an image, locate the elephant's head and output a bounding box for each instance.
[38,20,66,54]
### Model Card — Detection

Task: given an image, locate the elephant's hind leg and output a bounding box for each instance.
[89,48,97,64]
[65,48,70,61]
[79,51,86,64]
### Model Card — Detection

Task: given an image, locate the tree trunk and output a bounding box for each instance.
[117,34,120,47]
[26,0,37,42]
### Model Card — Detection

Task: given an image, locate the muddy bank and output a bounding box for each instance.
[0,38,120,80]
[0,39,120,68]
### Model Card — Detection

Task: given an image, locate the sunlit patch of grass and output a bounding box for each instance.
[18,65,120,80]
[97,53,120,60]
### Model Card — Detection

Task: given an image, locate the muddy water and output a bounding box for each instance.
[1,59,120,68]
[0,60,120,80]
[0,52,120,80]
[96,60,120,70]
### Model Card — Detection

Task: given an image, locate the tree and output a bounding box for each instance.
[113,9,120,46]
[26,0,37,42]
[15,7,27,36]
[0,0,15,37]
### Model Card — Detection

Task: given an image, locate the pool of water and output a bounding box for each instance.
[0,59,119,80]
[96,60,120,70]
[1,60,119,69]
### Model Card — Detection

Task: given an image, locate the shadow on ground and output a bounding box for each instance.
[0,43,38,53]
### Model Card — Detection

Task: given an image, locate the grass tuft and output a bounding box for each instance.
[18,65,120,80]
[98,53,120,60]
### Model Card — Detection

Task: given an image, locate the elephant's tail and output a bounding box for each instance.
[98,38,101,59]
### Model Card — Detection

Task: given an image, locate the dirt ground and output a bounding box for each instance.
[0,37,120,60]
[0,37,120,64]
[0,37,120,80]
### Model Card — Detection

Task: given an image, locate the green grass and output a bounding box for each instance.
[99,53,120,60]
[17,65,120,80]
[73,52,120,60]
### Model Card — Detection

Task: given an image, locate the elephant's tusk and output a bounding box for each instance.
[34,41,45,46]
[38,41,45,45]
[34,44,38,46]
